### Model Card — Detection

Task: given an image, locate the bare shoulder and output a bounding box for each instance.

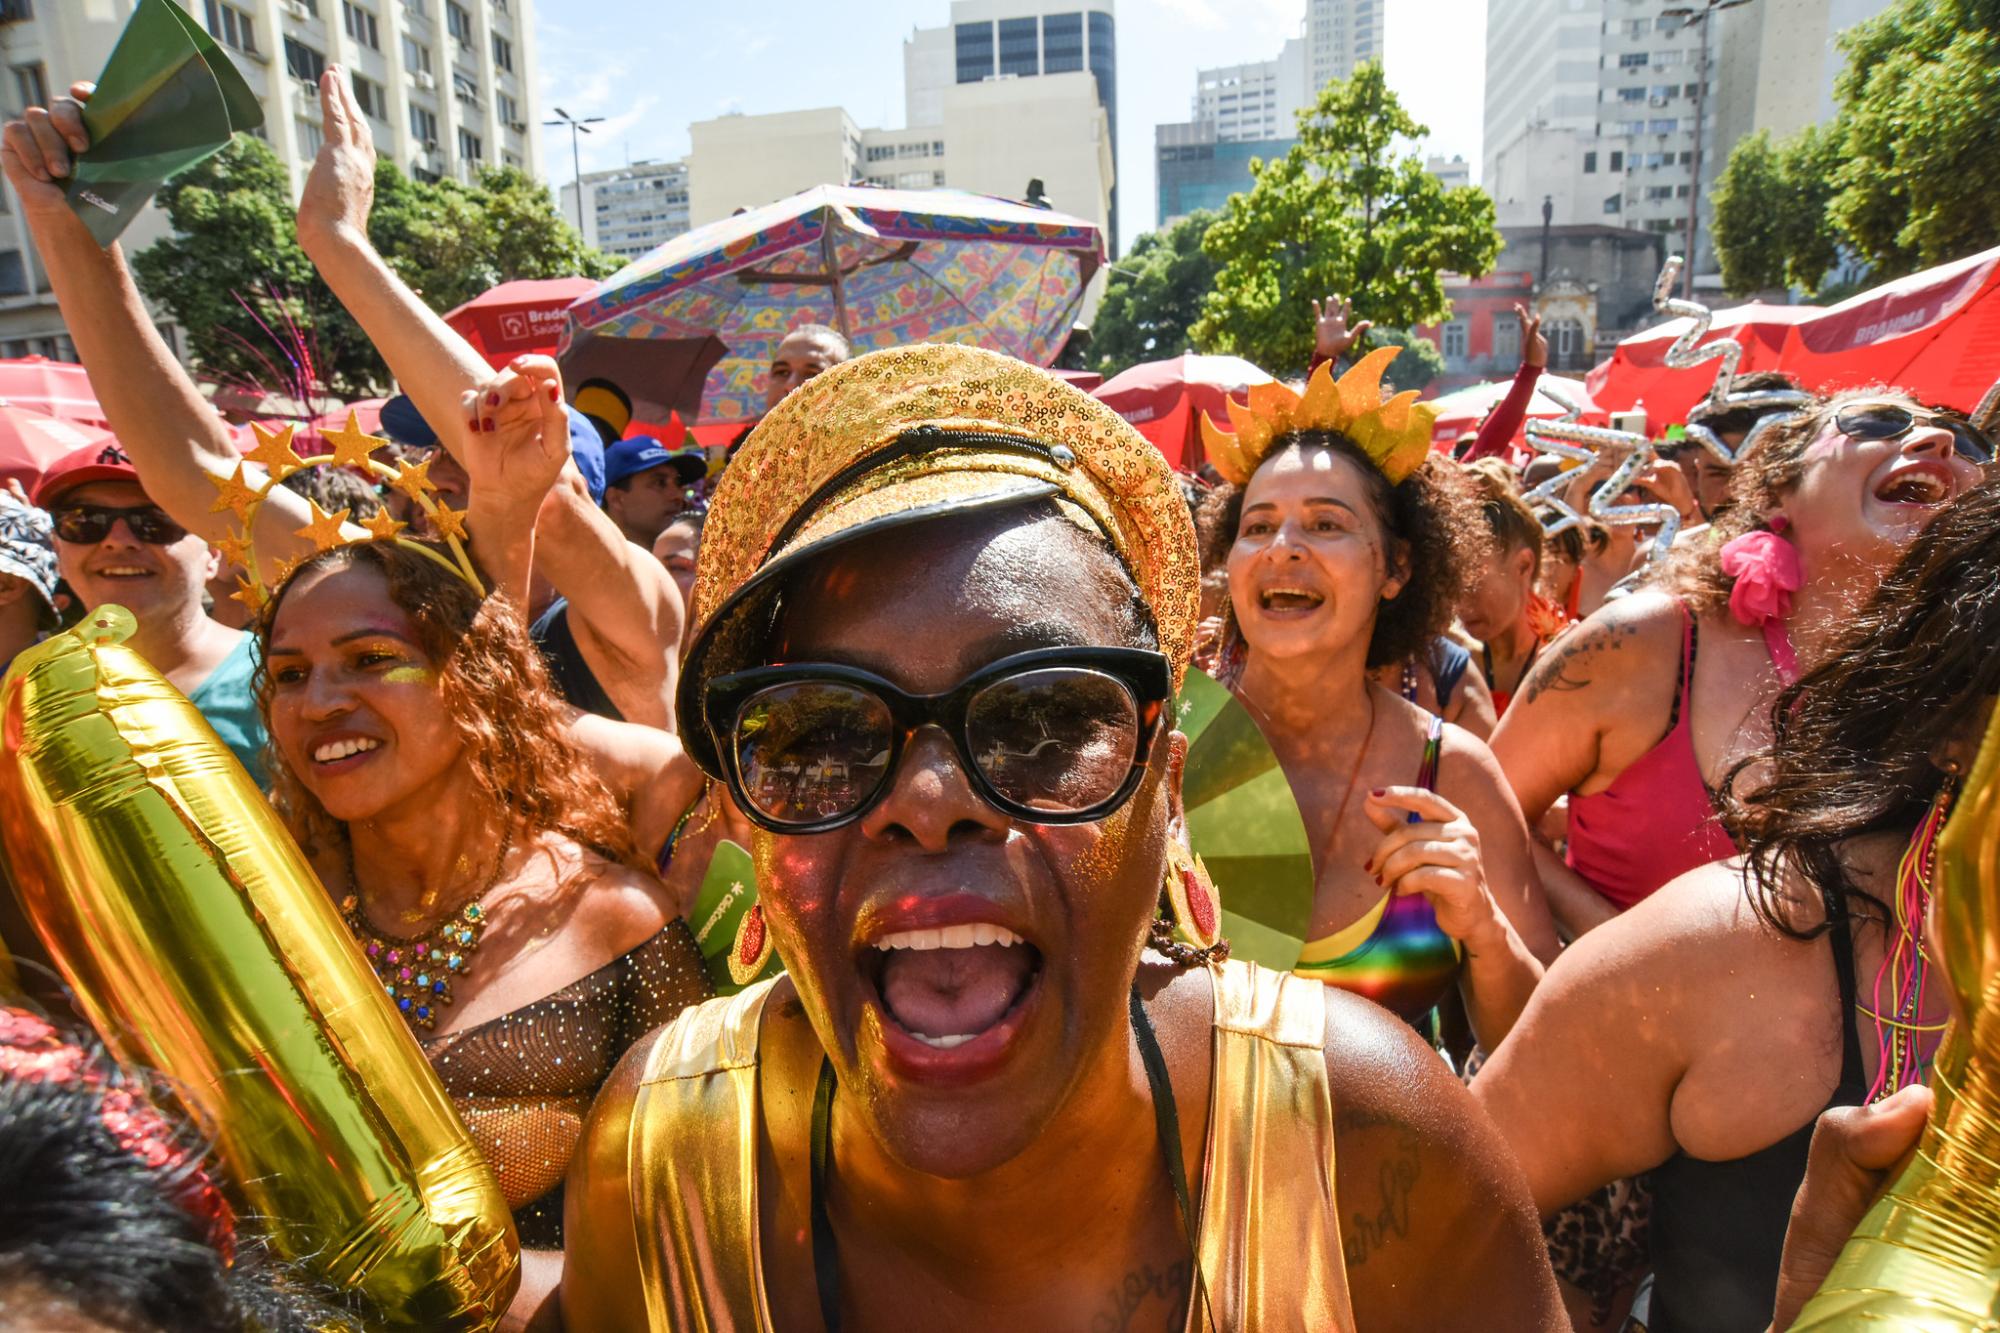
[1434,722,1519,809]
[567,844,680,954]
[1514,587,1684,712]
[1319,987,1565,1328]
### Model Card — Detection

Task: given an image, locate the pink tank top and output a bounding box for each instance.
[1564,605,1737,913]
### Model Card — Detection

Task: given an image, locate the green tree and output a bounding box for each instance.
[1191,62,1501,376]
[133,138,618,399]
[1374,328,1444,394]
[1710,127,1841,296]
[1089,209,1219,377]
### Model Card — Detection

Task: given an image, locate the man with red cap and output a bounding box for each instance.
[32,441,266,780]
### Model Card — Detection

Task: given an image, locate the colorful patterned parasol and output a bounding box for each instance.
[563,184,1104,425]
[1176,669,1315,970]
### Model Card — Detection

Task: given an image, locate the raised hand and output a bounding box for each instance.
[1311,294,1373,362]
[1361,786,1506,948]
[297,67,377,253]
[0,81,94,220]
[459,355,573,515]
[1516,303,1548,370]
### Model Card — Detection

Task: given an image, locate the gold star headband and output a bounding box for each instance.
[1199,346,1440,486]
[206,413,484,610]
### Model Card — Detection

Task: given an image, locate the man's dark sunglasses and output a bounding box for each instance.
[705,646,1173,834]
[49,504,188,546]
[1835,402,1994,465]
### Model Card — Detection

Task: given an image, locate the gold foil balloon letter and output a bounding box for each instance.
[0,609,518,1329]
[1790,700,2000,1329]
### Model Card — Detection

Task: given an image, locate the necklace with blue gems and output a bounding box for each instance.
[340,828,513,1032]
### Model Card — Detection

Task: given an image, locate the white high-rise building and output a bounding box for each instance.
[1710,0,1894,157]
[1195,40,1307,145]
[561,160,690,262]
[1481,0,1601,231]
[1306,0,1383,89]
[0,0,542,358]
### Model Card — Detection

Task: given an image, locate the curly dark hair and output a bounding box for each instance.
[252,541,634,866]
[1721,476,2000,939]
[1196,434,1486,670]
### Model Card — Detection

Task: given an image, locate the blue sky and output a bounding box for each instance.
[531,0,1487,251]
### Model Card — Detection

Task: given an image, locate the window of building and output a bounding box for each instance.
[204,0,257,54]
[498,91,518,126]
[409,103,438,145]
[1624,18,1650,37]
[1583,150,1597,173]
[10,61,46,111]
[997,16,1037,77]
[297,118,324,155]
[446,0,472,46]
[491,33,513,71]
[1646,184,1674,201]
[452,70,479,104]
[0,1,30,21]
[404,0,425,13]
[0,251,24,298]
[1649,117,1678,134]
[1679,150,1693,165]
[955,21,994,83]
[1617,51,1647,69]
[1492,315,1520,364]
[1608,150,1624,171]
[1604,194,1622,214]
[341,2,379,49]
[1617,85,1645,102]
[1676,183,1691,198]
[403,36,432,74]
[351,73,387,119]
[933,170,946,186]
[1683,83,1700,97]
[1043,12,1083,73]
[1550,318,1585,366]
[1651,84,1676,100]
[1441,321,1468,360]
[283,37,325,85]
[1652,50,1682,66]
[457,127,482,161]
[1616,119,1645,136]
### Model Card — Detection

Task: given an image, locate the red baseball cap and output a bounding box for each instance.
[32,440,143,508]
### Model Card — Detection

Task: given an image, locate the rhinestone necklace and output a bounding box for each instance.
[340,828,513,1031]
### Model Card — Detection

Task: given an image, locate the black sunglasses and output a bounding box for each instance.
[706,646,1173,834]
[49,503,188,546]
[1834,403,1994,465]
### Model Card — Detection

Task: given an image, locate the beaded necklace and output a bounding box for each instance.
[340,828,513,1031]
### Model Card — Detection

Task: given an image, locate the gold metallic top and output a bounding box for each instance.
[564,959,1356,1330]
[686,344,1201,686]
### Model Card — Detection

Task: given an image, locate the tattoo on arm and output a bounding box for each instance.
[1520,621,1639,706]
[1091,1259,1193,1333]
[1338,1105,1422,1269]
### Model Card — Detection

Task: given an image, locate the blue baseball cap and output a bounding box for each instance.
[379,394,606,505]
[604,436,706,490]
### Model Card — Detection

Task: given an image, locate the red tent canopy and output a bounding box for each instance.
[310,397,388,439]
[1093,353,1275,470]
[0,356,107,429]
[444,278,600,370]
[1427,374,1605,448]
[0,401,114,491]
[1586,302,1820,429]
[1777,245,2000,412]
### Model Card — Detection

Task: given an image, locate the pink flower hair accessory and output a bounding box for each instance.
[1719,519,1803,683]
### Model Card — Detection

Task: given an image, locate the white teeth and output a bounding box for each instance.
[872,924,1025,951]
[910,1032,977,1049]
[98,567,149,576]
[312,737,382,764]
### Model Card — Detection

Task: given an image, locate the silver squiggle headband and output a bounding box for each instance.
[1654,256,1813,464]
[1523,384,1681,565]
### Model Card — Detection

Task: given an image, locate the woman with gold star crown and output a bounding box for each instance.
[1193,352,1560,1047]
[2,79,714,1331]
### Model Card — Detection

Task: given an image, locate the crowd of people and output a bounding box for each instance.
[0,66,1990,1333]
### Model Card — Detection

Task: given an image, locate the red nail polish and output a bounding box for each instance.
[482,417,494,431]
[1374,874,1383,886]
[486,391,500,406]
[1369,788,1385,797]
[548,385,560,402]
[467,418,479,433]
[1362,858,1373,872]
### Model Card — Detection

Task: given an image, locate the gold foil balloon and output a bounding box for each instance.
[0,608,518,1328]
[1790,700,2000,1329]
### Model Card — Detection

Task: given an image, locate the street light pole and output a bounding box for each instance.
[1662,0,1751,298]
[543,107,604,234]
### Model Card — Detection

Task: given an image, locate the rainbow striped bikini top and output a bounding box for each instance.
[1292,715,1461,1020]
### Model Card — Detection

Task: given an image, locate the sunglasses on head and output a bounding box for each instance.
[1834,402,1994,466]
[705,646,1174,834]
[49,504,188,546]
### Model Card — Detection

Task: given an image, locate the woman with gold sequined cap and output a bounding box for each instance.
[561,342,1566,1331]
[1,81,714,1331]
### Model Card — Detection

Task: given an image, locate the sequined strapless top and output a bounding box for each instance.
[421,919,710,1247]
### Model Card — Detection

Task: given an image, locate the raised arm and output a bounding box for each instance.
[0,85,320,556]
[1465,304,1546,464]
[298,69,682,728]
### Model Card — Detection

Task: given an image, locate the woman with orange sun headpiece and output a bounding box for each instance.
[1195,347,1559,1048]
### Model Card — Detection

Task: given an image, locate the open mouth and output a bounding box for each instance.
[1873,465,1953,507]
[92,565,153,580]
[312,736,382,766]
[1257,586,1325,615]
[861,922,1044,1065]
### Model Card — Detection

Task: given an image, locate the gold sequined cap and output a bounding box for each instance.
[679,344,1200,774]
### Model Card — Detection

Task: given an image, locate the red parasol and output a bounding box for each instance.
[1776,246,2000,413]
[0,356,108,429]
[444,278,600,370]
[0,401,115,491]
[1427,374,1605,448]
[1093,353,1276,470]
[1586,302,1819,428]
[310,398,388,438]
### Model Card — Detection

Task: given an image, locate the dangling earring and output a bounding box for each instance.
[729,901,775,987]
[1162,838,1222,954]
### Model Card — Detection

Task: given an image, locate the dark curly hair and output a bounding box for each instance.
[1721,476,2000,939]
[1196,434,1486,670]
[252,540,634,866]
